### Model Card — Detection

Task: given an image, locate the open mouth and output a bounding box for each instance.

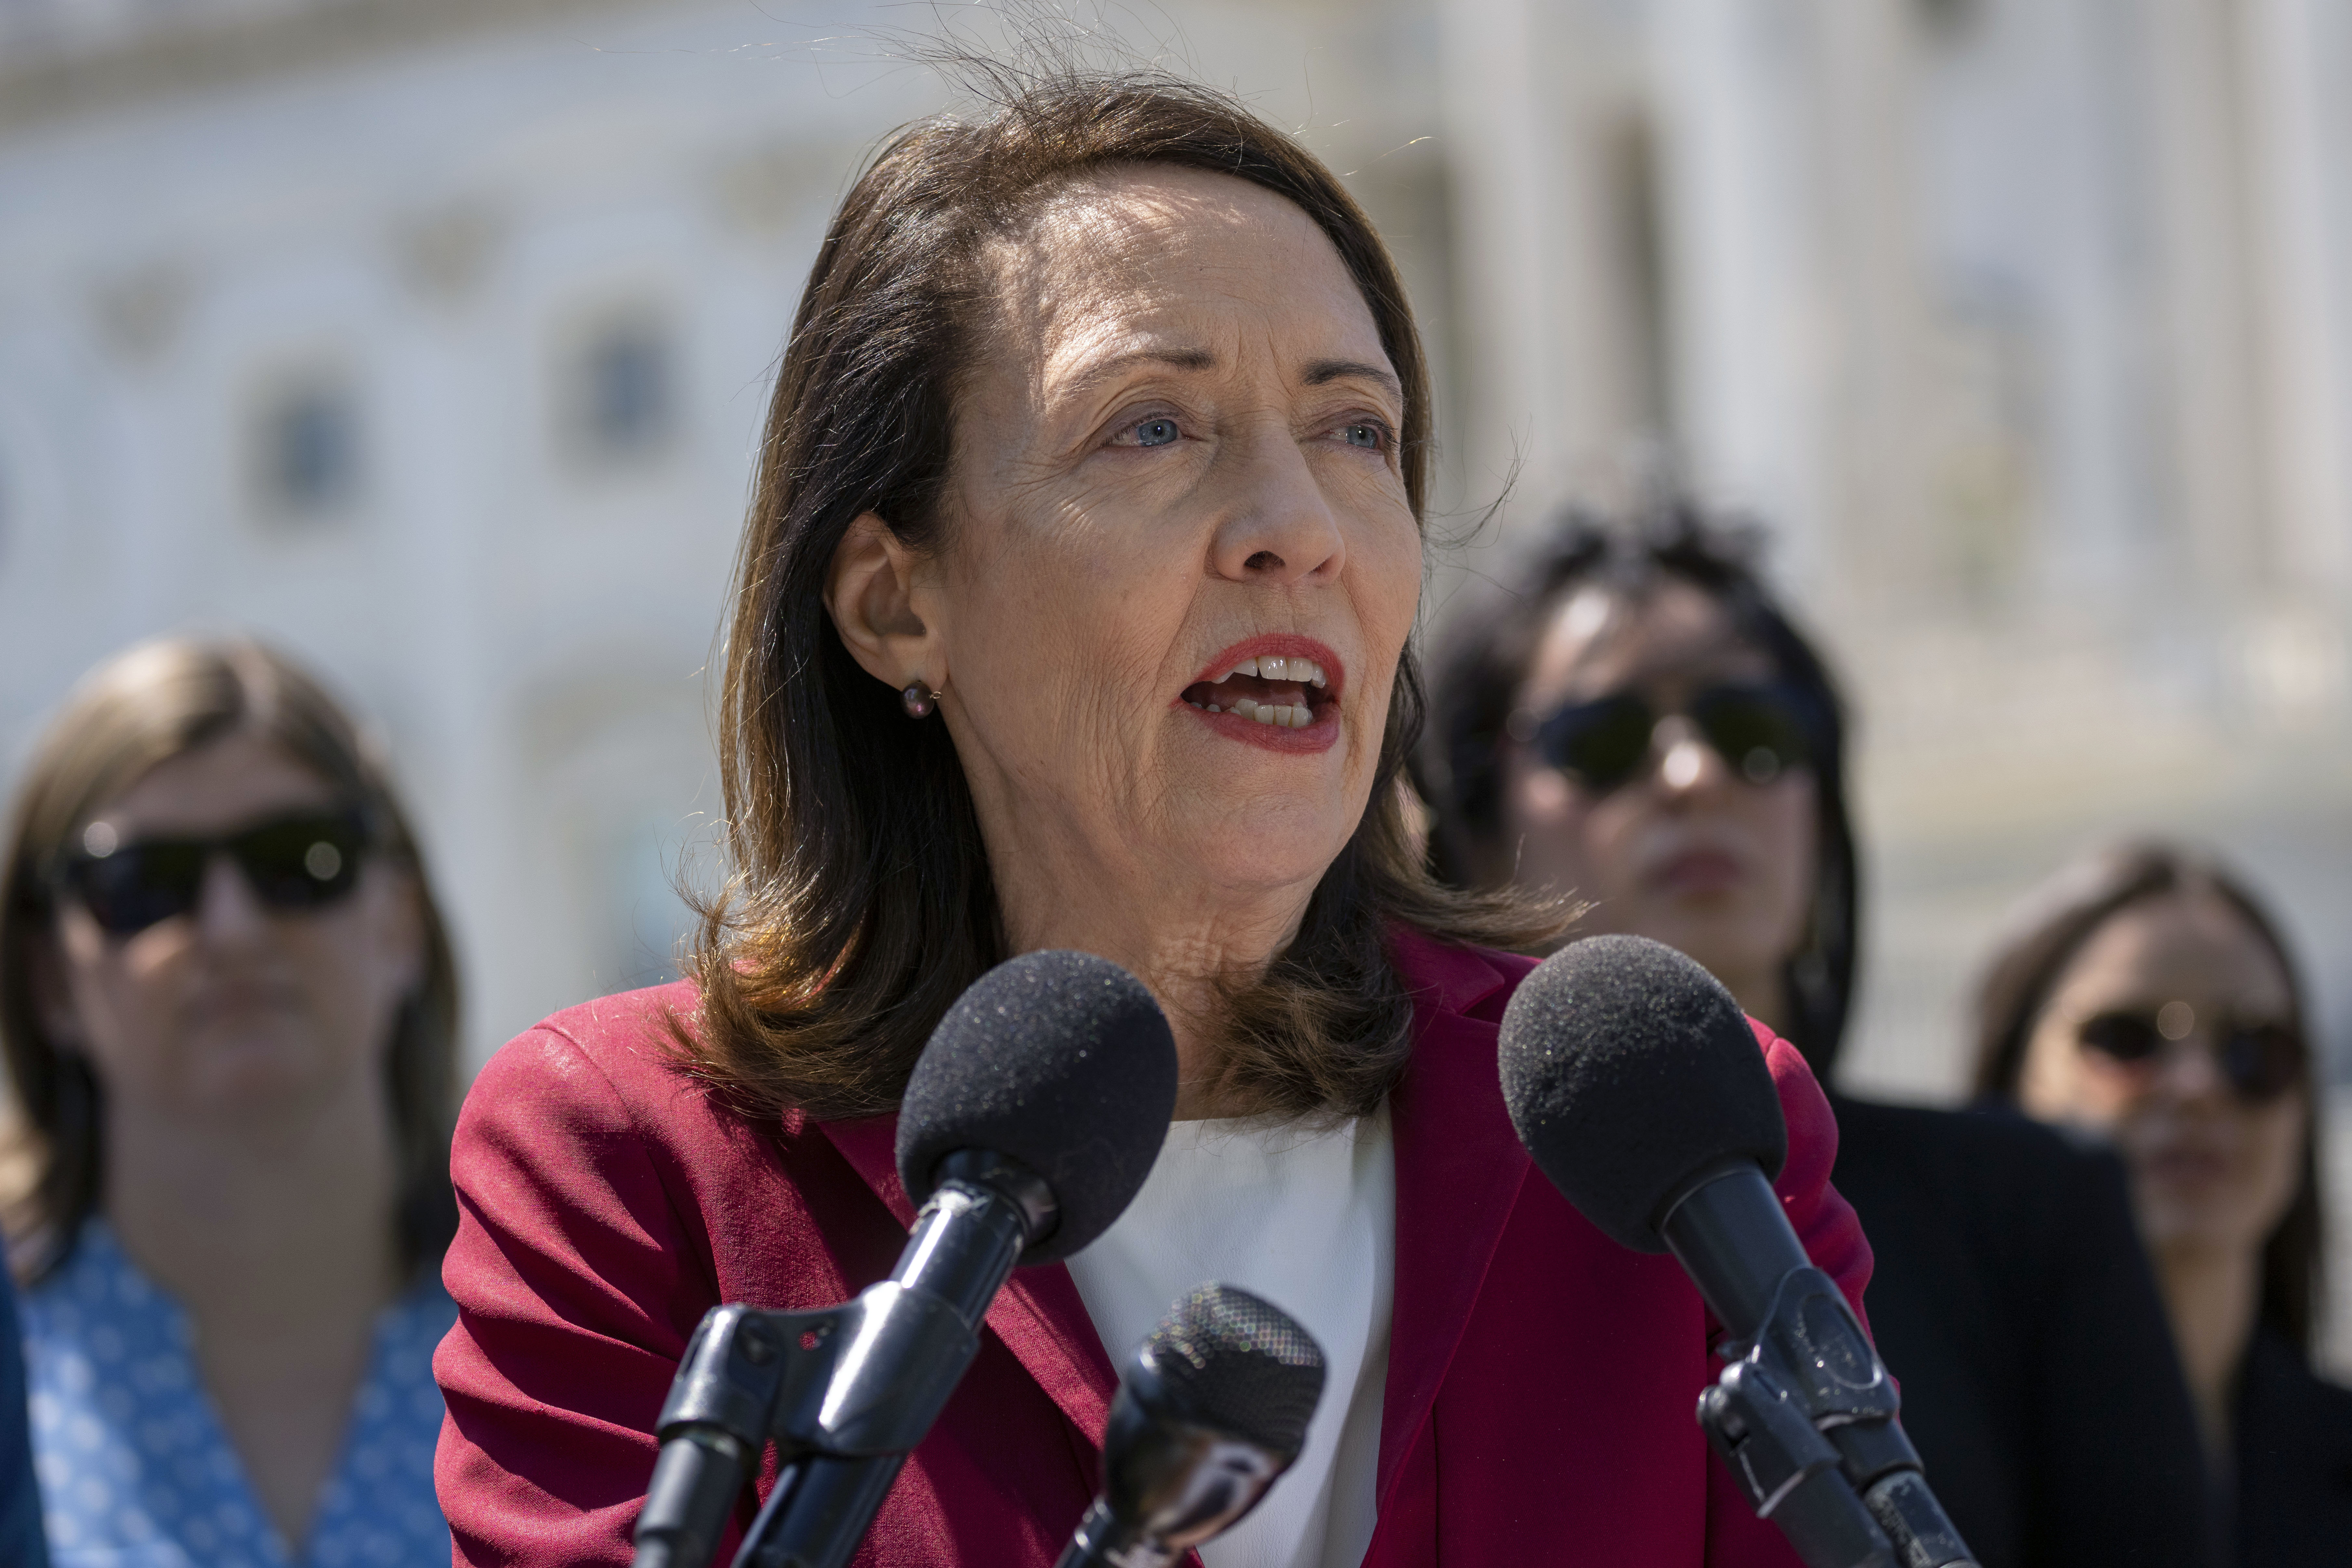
[1180,641,1344,731]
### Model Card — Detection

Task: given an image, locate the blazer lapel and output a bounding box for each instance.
[1376,932,1535,1502]
[818,1116,1122,1446]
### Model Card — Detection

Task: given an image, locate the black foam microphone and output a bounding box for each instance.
[1056,1285,1327,1568]
[633,951,1179,1568]
[1498,935,1978,1568]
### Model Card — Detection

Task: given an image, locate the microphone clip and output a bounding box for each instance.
[654,1287,979,1469]
[635,1164,1040,1568]
[1696,1264,1974,1568]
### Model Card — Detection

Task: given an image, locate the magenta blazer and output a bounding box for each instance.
[434,930,1872,1566]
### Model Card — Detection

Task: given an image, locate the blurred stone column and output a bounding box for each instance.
[1434,0,1661,543]
[1649,0,1934,613]
[2142,0,2272,608]
[2240,0,2352,607]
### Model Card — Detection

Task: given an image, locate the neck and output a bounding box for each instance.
[2151,1238,2261,1462]
[102,1073,401,1328]
[988,849,1316,1121]
[1716,963,1789,1038]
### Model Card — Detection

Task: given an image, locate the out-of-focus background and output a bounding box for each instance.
[1,0,2346,1330]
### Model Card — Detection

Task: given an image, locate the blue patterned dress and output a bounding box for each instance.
[19,1221,455,1568]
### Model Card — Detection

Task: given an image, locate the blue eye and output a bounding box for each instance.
[1343,423,1385,450]
[1132,417,1180,448]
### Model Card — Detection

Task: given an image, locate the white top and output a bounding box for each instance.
[1064,1109,1396,1568]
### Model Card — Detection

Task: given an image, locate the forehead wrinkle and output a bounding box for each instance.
[979,234,1208,410]
[997,171,1380,382]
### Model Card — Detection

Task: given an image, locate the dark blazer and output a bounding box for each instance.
[1829,1097,2215,1568]
[432,932,1874,1567]
[2235,1327,2352,1566]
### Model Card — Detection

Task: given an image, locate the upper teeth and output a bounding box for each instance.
[1212,654,1329,688]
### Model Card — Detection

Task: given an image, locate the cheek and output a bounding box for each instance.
[2241,1098,2309,1220]
[1510,767,1574,830]
[2019,1034,2130,1126]
[70,923,177,1018]
[350,879,424,1000]
[1501,766,1630,889]
[51,927,189,1087]
[1756,779,1820,900]
[1354,514,1423,639]
[948,511,1185,715]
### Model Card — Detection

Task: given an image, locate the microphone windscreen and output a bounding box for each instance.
[1141,1284,1325,1458]
[897,950,1177,1264]
[1498,934,1787,1254]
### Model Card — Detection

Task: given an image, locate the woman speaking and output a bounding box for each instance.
[431,71,1871,1568]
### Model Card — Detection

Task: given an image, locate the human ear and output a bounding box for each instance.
[824,513,948,694]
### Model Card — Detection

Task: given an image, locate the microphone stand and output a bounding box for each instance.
[1675,1169,1977,1568]
[632,1153,1045,1568]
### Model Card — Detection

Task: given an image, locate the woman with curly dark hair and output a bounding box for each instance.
[1421,506,2217,1568]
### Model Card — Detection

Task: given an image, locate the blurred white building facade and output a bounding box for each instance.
[0,0,2347,1108]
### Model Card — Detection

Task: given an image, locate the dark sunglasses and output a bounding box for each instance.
[1525,681,1818,796]
[2075,1009,2305,1104]
[53,809,374,937]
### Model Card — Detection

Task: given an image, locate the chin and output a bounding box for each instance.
[1180,821,1354,896]
[1632,911,1760,969]
[182,1030,345,1107]
[2140,1205,2268,1261]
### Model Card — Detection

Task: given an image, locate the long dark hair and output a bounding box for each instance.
[1970,841,2326,1357]
[1421,504,1860,1080]
[681,67,1564,1126]
[0,637,460,1285]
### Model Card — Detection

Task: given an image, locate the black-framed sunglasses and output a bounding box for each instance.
[1523,681,1819,796]
[2075,1009,2305,1104]
[52,809,375,937]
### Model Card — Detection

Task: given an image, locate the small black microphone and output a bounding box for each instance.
[633,951,1179,1568]
[1499,935,1978,1568]
[1056,1284,1327,1568]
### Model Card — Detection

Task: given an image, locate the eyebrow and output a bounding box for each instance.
[1061,346,1217,397]
[1059,348,1403,402]
[1302,358,1403,399]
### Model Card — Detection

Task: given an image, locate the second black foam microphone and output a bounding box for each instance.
[1498,935,1977,1568]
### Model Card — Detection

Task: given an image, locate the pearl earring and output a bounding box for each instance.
[900,682,938,719]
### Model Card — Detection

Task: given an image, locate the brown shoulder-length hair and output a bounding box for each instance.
[683,68,1563,1126]
[0,637,460,1285]
[1970,840,2326,1356]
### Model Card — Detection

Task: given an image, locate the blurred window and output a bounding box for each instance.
[253,377,361,523]
[564,316,675,466]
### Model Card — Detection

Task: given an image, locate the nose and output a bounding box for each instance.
[1207,423,1347,586]
[1651,716,1731,798]
[192,853,271,948]
[2150,1036,2230,1105]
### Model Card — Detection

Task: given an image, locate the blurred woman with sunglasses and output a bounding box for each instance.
[0,636,460,1568]
[1974,842,2351,1564]
[1420,507,2216,1568]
